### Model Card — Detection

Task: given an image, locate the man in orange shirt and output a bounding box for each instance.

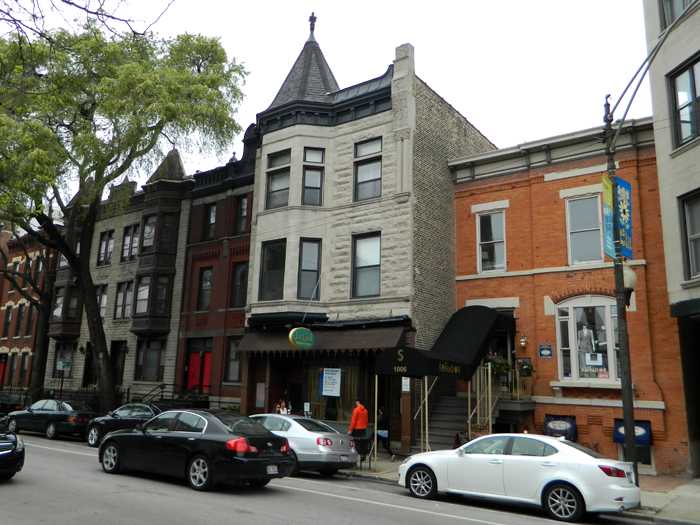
[348,399,368,438]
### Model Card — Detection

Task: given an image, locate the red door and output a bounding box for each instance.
[187,353,201,391]
[186,351,212,393]
[0,358,6,387]
[201,352,212,394]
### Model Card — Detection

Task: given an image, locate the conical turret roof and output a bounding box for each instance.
[147,148,186,183]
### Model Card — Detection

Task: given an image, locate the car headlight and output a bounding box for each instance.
[15,436,24,451]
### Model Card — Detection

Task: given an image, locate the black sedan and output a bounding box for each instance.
[98,409,294,491]
[0,431,25,480]
[86,403,161,447]
[7,399,95,439]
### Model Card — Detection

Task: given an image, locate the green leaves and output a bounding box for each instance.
[0,25,246,224]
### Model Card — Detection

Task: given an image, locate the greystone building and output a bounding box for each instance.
[46,151,192,402]
[237,18,494,451]
[643,0,700,476]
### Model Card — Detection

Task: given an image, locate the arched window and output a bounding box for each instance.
[556,295,619,382]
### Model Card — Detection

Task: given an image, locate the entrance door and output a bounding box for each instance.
[186,339,212,394]
[0,355,6,387]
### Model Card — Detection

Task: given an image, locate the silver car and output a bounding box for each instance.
[250,414,358,476]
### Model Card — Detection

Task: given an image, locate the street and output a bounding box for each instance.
[0,435,648,525]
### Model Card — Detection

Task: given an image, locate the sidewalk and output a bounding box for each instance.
[339,454,700,524]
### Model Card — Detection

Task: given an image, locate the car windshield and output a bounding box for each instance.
[213,413,270,436]
[61,402,74,412]
[294,418,337,433]
[563,440,605,458]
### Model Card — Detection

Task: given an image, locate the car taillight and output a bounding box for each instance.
[599,465,627,478]
[280,439,290,454]
[316,437,333,447]
[67,416,77,424]
[226,437,258,455]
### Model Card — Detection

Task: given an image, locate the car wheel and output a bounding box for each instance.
[249,479,270,489]
[187,455,213,491]
[319,468,338,477]
[101,442,121,474]
[45,422,57,440]
[543,483,585,522]
[289,450,300,476]
[7,418,18,434]
[407,466,437,499]
[87,426,101,447]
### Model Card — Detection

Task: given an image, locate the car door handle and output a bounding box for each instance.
[541,461,557,467]
[187,437,195,441]
[488,459,503,465]
[154,435,163,439]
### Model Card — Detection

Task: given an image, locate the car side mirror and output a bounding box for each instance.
[26,406,33,412]
[456,448,464,457]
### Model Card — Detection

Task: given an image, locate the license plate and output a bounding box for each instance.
[340,455,349,462]
[266,465,278,475]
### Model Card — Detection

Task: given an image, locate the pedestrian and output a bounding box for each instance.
[347,399,368,438]
[377,407,391,453]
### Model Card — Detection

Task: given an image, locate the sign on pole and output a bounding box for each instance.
[321,368,341,397]
[602,174,615,258]
[614,176,633,258]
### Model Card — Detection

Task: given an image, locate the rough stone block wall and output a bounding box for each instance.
[412,78,495,350]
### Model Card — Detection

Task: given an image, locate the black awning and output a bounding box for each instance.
[428,305,513,381]
[374,347,437,378]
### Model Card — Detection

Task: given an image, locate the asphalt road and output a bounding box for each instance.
[0,434,646,525]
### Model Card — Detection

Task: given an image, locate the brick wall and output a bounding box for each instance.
[412,78,494,350]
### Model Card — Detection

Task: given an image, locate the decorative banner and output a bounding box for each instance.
[602,174,615,258]
[288,327,315,350]
[614,176,633,258]
[321,368,341,397]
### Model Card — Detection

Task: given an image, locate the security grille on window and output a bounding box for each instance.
[673,57,700,145]
[225,338,241,382]
[2,306,12,337]
[354,138,382,201]
[303,147,324,206]
[567,196,603,264]
[122,224,140,260]
[135,277,151,314]
[97,231,114,265]
[266,150,291,210]
[96,285,108,318]
[684,193,700,279]
[114,281,134,319]
[352,233,381,297]
[141,215,157,253]
[478,211,505,272]
[298,239,321,300]
[204,203,217,240]
[14,304,24,336]
[135,339,163,381]
[230,262,248,307]
[52,288,64,320]
[259,239,286,301]
[234,195,248,234]
[556,296,620,381]
[197,268,213,310]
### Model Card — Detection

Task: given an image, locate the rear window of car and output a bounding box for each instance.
[294,418,337,433]
[563,440,605,458]
[214,413,270,436]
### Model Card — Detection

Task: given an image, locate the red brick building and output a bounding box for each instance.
[175,126,256,408]
[449,117,689,474]
[0,231,52,395]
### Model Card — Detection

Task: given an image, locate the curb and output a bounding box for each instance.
[336,469,397,486]
[608,511,699,525]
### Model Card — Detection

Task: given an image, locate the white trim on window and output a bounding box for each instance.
[545,163,617,182]
[471,200,509,214]
[565,194,604,266]
[476,209,507,274]
[559,183,603,200]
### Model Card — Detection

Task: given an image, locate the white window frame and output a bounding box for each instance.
[555,295,620,383]
[565,195,604,266]
[476,210,507,274]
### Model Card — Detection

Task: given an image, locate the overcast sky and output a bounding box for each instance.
[119,0,651,177]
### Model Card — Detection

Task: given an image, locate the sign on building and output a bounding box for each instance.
[321,368,341,397]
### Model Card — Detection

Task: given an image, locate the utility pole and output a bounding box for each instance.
[603,95,639,486]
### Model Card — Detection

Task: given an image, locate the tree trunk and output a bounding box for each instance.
[28,280,54,403]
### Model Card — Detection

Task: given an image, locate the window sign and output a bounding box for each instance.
[321,368,341,397]
[402,377,411,392]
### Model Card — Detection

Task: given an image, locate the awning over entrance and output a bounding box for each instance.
[428,305,515,380]
[374,347,439,378]
[237,326,404,354]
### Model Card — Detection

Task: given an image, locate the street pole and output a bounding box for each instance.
[603,96,639,486]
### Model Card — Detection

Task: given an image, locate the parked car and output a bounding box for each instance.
[7,399,95,439]
[0,431,25,480]
[86,403,161,447]
[398,433,640,522]
[250,414,358,476]
[98,409,294,491]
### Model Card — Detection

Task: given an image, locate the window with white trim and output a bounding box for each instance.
[566,195,603,265]
[556,295,620,381]
[682,192,700,279]
[477,211,505,272]
[266,150,291,210]
[354,138,382,201]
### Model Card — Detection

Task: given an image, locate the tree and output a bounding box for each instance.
[0,228,56,402]
[0,25,246,411]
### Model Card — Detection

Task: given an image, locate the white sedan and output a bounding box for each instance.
[398,433,640,522]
